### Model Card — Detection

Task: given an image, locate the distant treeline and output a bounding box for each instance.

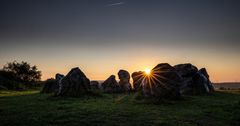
[213,82,240,90]
[0,61,41,90]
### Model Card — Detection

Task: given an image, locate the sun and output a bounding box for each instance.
[144,68,151,75]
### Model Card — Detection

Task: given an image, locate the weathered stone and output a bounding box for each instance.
[118,70,131,92]
[148,63,183,98]
[57,67,90,96]
[56,73,64,82]
[133,63,183,98]
[174,64,199,94]
[192,71,209,93]
[101,75,119,93]
[174,63,214,94]
[174,63,198,78]
[132,63,214,98]
[55,73,64,95]
[198,68,214,92]
[132,71,144,91]
[41,78,58,93]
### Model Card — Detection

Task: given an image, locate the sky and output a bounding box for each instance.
[0,0,240,82]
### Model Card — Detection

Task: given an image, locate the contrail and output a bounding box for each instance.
[107,2,125,7]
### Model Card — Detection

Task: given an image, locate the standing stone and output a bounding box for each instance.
[174,63,198,78]
[101,75,119,93]
[174,64,198,94]
[192,71,209,94]
[57,67,90,97]
[132,71,144,91]
[41,73,64,94]
[56,73,64,82]
[174,64,214,94]
[147,63,183,98]
[133,63,183,98]
[41,78,57,93]
[118,70,131,92]
[197,68,214,92]
[55,73,64,95]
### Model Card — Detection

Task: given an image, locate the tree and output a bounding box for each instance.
[3,61,42,83]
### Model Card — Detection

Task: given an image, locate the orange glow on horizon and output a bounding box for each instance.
[18,52,240,83]
[40,65,240,83]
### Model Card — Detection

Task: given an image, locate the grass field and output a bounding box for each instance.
[0,90,240,126]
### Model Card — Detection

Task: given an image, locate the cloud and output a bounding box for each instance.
[106,2,125,7]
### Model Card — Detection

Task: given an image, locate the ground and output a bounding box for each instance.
[0,90,239,126]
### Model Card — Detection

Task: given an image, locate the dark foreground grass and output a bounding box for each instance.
[0,90,239,126]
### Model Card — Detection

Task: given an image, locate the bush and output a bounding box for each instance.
[0,61,42,90]
[219,87,226,90]
[0,70,25,90]
[2,61,41,86]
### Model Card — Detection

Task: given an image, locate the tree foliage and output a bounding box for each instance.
[3,61,42,83]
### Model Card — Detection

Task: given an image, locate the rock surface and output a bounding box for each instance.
[41,78,58,93]
[146,63,183,98]
[132,71,144,91]
[196,68,214,92]
[55,73,64,82]
[46,63,213,98]
[174,64,199,94]
[174,63,198,78]
[118,70,131,92]
[133,63,183,98]
[57,67,90,96]
[101,75,119,93]
[55,73,64,94]
[174,64,214,94]
[132,63,214,98]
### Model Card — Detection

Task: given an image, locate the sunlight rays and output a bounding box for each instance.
[133,67,174,92]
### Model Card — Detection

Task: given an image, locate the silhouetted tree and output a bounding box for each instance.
[3,61,42,84]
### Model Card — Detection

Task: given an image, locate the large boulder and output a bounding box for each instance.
[134,63,183,98]
[132,63,214,98]
[192,71,209,94]
[118,70,131,92]
[196,68,214,92]
[56,73,64,82]
[56,67,90,96]
[101,75,120,93]
[132,71,144,91]
[41,78,58,93]
[147,63,183,98]
[54,73,64,95]
[174,63,198,78]
[42,73,64,94]
[174,64,198,94]
[174,64,214,94]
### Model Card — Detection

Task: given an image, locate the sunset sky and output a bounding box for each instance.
[1,0,240,82]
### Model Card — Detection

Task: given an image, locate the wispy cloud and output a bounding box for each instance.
[106,2,125,7]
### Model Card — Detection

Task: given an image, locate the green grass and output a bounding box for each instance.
[0,90,239,126]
